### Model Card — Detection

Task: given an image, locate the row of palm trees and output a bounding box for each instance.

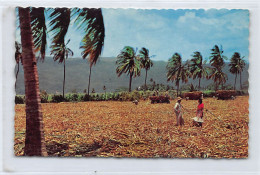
[116,45,246,96]
[116,47,154,92]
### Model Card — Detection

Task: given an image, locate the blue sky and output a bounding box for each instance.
[16,8,249,62]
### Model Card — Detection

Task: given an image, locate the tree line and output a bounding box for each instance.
[116,45,246,96]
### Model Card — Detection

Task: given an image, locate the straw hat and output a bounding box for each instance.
[177,97,182,101]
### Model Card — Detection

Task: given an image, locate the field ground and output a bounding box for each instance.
[14,96,249,158]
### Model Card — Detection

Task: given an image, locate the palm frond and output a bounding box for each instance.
[48,8,71,46]
[30,7,47,61]
[74,8,105,66]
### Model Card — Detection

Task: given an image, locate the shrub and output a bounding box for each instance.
[83,94,91,101]
[15,95,24,104]
[71,93,79,102]
[51,94,65,103]
[40,90,49,103]
[183,91,202,100]
[203,90,216,97]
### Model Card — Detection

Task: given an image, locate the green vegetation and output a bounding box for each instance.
[190,51,210,90]
[166,53,190,96]
[229,52,246,90]
[51,39,74,98]
[15,88,249,104]
[208,45,228,90]
[116,46,141,92]
[138,47,154,91]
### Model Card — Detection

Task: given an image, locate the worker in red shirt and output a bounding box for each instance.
[192,98,204,127]
[196,98,204,127]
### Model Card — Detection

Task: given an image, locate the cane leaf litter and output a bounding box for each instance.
[15,96,248,158]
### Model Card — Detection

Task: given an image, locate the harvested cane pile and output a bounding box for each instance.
[183,91,202,100]
[216,90,237,100]
[14,96,249,158]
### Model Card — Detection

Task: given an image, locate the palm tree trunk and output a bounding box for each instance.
[176,81,179,97]
[144,69,148,91]
[15,62,20,89]
[63,58,66,98]
[198,78,201,90]
[234,73,237,90]
[129,74,133,92]
[19,7,47,156]
[215,82,218,92]
[240,72,242,90]
[87,65,92,96]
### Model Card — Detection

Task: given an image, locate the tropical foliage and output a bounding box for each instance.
[116,46,141,92]
[228,52,246,90]
[51,39,73,98]
[17,7,105,156]
[166,53,190,96]
[209,45,228,90]
[138,47,154,90]
[189,51,210,90]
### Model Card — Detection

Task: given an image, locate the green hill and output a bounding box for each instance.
[15,57,249,94]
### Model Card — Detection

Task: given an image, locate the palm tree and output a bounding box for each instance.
[190,51,209,90]
[238,56,246,90]
[75,8,105,96]
[209,45,228,90]
[50,39,73,98]
[229,52,241,90]
[116,46,141,92]
[208,67,228,90]
[17,7,105,156]
[15,41,23,89]
[18,7,47,156]
[166,53,190,96]
[138,47,154,90]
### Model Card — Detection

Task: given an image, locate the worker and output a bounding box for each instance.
[174,97,184,126]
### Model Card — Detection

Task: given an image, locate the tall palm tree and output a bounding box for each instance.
[75,8,105,96]
[166,53,190,96]
[15,41,23,89]
[238,56,246,90]
[116,46,141,92]
[17,7,105,156]
[138,47,154,91]
[229,52,241,90]
[18,7,48,156]
[190,51,209,90]
[50,39,74,98]
[209,45,228,91]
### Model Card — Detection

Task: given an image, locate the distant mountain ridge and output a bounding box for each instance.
[15,57,249,94]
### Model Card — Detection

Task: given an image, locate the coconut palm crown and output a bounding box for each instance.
[166,53,190,96]
[116,46,141,92]
[138,47,154,90]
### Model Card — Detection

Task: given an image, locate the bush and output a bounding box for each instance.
[51,94,65,103]
[15,95,24,104]
[183,91,202,100]
[83,94,91,101]
[40,90,49,103]
[203,90,216,97]
[65,93,81,102]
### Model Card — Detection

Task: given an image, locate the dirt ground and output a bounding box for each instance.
[14,96,249,158]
